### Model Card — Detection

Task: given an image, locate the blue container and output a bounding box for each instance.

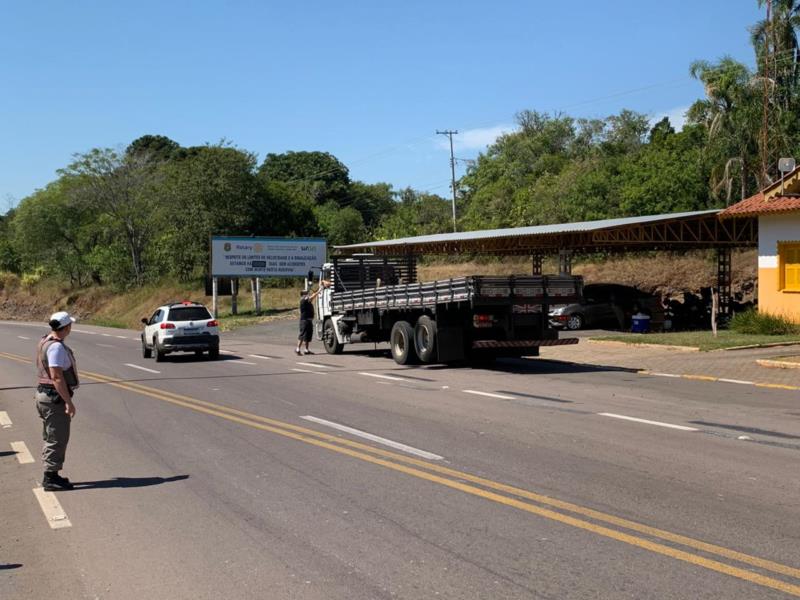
[631,314,651,333]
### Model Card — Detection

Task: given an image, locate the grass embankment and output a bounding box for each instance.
[0,273,301,332]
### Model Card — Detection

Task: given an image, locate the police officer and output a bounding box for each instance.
[34,311,79,491]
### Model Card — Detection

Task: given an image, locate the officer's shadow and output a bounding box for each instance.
[68,474,189,490]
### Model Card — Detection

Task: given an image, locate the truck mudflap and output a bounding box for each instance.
[471,338,579,349]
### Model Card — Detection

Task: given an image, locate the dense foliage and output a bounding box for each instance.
[2,2,799,289]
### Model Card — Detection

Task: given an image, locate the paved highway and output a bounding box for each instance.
[1,319,799,599]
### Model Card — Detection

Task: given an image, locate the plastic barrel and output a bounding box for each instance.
[631,314,651,333]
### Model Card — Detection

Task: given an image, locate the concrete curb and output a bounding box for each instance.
[587,339,699,352]
[756,358,800,370]
[723,341,800,351]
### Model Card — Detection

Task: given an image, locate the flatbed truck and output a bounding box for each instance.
[315,255,582,365]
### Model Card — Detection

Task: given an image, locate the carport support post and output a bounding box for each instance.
[716,248,732,317]
[212,277,218,318]
[558,250,573,275]
[532,254,543,275]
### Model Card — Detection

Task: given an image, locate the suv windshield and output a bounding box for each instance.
[168,307,212,321]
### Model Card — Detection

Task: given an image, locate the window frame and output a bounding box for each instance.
[778,241,800,292]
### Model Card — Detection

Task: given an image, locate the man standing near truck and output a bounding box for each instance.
[295,282,328,355]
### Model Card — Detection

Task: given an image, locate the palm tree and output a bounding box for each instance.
[689,58,762,202]
[751,0,800,109]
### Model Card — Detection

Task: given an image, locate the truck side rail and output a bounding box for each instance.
[330,275,582,312]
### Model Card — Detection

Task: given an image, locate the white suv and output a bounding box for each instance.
[141,301,220,361]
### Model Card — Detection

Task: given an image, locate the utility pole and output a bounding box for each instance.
[436,129,459,232]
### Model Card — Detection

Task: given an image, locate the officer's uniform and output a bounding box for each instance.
[34,311,79,490]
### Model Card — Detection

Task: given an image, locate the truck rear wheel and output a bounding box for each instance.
[323,319,343,354]
[414,316,437,363]
[390,321,417,365]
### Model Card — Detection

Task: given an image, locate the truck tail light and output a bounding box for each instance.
[160,322,176,329]
[473,314,495,328]
[207,320,219,327]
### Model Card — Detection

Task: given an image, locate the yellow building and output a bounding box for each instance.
[721,167,800,322]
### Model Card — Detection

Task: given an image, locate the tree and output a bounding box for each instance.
[314,202,366,246]
[376,189,451,239]
[126,135,182,162]
[257,151,351,207]
[58,148,163,284]
[347,181,396,229]
[689,57,762,201]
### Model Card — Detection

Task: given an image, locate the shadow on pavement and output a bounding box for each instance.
[69,474,189,490]
[0,450,18,457]
[0,564,23,570]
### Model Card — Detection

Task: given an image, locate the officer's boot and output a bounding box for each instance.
[43,471,74,491]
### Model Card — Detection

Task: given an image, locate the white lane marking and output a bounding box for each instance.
[249,354,273,360]
[17,335,30,340]
[230,360,258,366]
[101,333,111,337]
[463,389,516,400]
[358,372,403,382]
[718,378,755,385]
[301,415,444,460]
[0,411,12,428]
[124,363,161,374]
[645,372,682,378]
[96,343,115,348]
[598,413,699,432]
[10,441,35,464]
[292,368,326,375]
[115,335,127,339]
[220,350,235,354]
[32,487,72,529]
[296,362,335,369]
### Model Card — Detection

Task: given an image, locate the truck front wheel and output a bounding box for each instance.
[414,316,437,363]
[390,321,418,365]
[323,319,343,354]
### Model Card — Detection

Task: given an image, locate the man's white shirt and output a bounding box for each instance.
[46,342,72,370]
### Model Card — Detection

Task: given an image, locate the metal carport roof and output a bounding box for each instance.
[336,209,757,256]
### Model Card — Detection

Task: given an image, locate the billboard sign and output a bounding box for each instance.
[210,236,327,278]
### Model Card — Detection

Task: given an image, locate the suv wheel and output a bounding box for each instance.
[566,314,584,330]
[154,337,165,362]
[142,336,152,359]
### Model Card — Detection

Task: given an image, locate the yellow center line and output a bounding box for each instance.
[3,351,800,595]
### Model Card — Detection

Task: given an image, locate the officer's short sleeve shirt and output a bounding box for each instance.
[46,342,72,370]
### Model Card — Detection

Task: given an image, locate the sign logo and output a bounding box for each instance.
[223,242,232,251]
[254,243,263,253]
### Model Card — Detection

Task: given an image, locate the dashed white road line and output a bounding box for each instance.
[115,335,127,339]
[124,363,161,374]
[296,362,335,369]
[462,389,516,400]
[96,343,115,348]
[249,354,273,360]
[0,411,12,428]
[17,335,30,340]
[301,415,444,460]
[644,372,682,379]
[598,413,699,432]
[292,368,326,375]
[358,372,404,382]
[718,378,755,385]
[231,360,258,366]
[32,487,72,529]
[220,350,235,354]
[101,333,112,337]
[10,441,35,464]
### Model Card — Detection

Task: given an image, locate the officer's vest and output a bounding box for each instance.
[36,335,80,389]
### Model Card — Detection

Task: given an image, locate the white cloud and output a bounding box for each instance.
[436,124,517,152]
[649,106,690,131]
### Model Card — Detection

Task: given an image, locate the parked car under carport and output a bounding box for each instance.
[549,283,663,331]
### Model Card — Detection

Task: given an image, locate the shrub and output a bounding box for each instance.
[21,267,45,290]
[0,271,20,292]
[729,309,800,336]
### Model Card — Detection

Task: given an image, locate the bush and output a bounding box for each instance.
[0,271,20,292]
[729,309,800,336]
[21,267,45,290]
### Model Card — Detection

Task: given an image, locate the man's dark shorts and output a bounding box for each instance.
[298,319,313,342]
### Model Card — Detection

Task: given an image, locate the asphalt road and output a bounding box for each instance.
[1,318,799,599]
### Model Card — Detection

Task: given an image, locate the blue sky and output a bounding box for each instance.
[1,1,765,209]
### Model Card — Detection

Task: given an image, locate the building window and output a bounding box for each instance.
[780,242,800,291]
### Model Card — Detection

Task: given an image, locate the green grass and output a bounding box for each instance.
[594,330,800,351]
[729,309,800,336]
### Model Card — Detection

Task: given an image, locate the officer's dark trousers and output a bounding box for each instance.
[35,391,70,472]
